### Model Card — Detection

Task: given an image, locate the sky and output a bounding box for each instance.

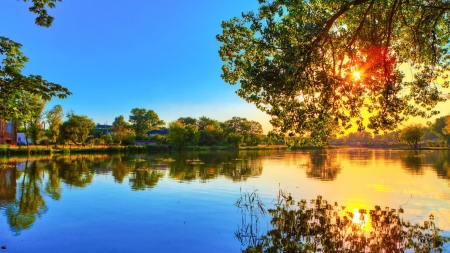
[1,0,449,134]
[0,0,273,132]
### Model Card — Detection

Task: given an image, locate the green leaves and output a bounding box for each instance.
[1,0,70,120]
[218,0,450,142]
[129,108,165,138]
[25,0,62,27]
[60,113,95,145]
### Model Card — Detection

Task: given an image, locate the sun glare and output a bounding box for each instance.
[352,208,369,230]
[353,71,361,80]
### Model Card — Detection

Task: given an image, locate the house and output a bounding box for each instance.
[94,124,113,135]
[146,128,169,137]
[0,119,17,145]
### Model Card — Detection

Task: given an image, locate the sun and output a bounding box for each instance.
[353,71,361,80]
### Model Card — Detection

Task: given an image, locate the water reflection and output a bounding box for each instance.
[1,149,450,234]
[130,169,164,190]
[236,190,450,252]
[0,164,16,207]
[6,161,47,233]
[301,149,341,181]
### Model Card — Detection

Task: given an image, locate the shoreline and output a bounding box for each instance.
[0,144,449,157]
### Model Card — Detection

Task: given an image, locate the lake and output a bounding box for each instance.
[1,148,449,252]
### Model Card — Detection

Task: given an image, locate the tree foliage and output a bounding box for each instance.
[217,0,450,142]
[45,104,64,143]
[431,115,450,144]
[223,117,263,146]
[444,116,450,136]
[59,112,95,145]
[0,0,70,120]
[13,91,47,146]
[167,121,199,147]
[399,123,426,149]
[129,108,165,139]
[23,0,62,27]
[112,115,133,145]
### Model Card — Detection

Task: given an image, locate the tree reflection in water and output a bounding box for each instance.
[129,168,164,190]
[6,161,47,234]
[236,190,450,253]
[2,150,449,235]
[58,156,95,187]
[305,150,341,181]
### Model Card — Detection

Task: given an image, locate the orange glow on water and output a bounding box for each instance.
[352,208,369,231]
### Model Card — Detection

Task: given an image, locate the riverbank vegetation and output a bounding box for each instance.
[5,108,450,156]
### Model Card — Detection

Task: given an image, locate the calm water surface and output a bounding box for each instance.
[0,149,449,252]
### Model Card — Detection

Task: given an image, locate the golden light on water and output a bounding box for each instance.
[352,208,369,231]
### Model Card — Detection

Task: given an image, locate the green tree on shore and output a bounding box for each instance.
[45,105,64,144]
[223,117,263,146]
[431,116,450,145]
[168,121,199,147]
[129,108,165,139]
[399,124,426,149]
[13,92,47,147]
[112,115,134,145]
[60,112,95,146]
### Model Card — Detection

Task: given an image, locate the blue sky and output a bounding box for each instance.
[1,0,273,132]
[2,0,450,133]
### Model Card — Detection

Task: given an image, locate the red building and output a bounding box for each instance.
[0,119,17,145]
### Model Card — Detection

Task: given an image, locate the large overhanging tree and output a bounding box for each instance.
[217,0,450,143]
[1,0,70,120]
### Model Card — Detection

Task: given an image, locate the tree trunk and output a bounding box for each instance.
[24,122,29,149]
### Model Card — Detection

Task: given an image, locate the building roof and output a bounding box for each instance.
[146,128,169,135]
[95,124,113,129]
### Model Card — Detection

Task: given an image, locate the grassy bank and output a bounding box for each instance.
[0,145,170,156]
[0,144,292,156]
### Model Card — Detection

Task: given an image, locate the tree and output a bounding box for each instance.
[346,130,373,144]
[178,117,198,127]
[226,133,243,148]
[399,124,426,149]
[1,1,70,120]
[129,108,165,139]
[197,116,219,130]
[431,116,450,145]
[168,121,186,147]
[59,112,95,146]
[444,116,450,136]
[167,121,199,147]
[112,115,133,145]
[45,105,64,143]
[13,91,47,146]
[373,131,399,145]
[198,123,224,146]
[217,0,450,143]
[223,117,263,146]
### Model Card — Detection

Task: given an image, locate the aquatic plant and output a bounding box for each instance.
[236,190,450,252]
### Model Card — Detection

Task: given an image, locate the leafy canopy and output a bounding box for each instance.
[129,108,165,138]
[430,116,450,144]
[0,0,70,120]
[217,0,450,142]
[399,123,426,149]
[45,104,64,143]
[60,112,95,145]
